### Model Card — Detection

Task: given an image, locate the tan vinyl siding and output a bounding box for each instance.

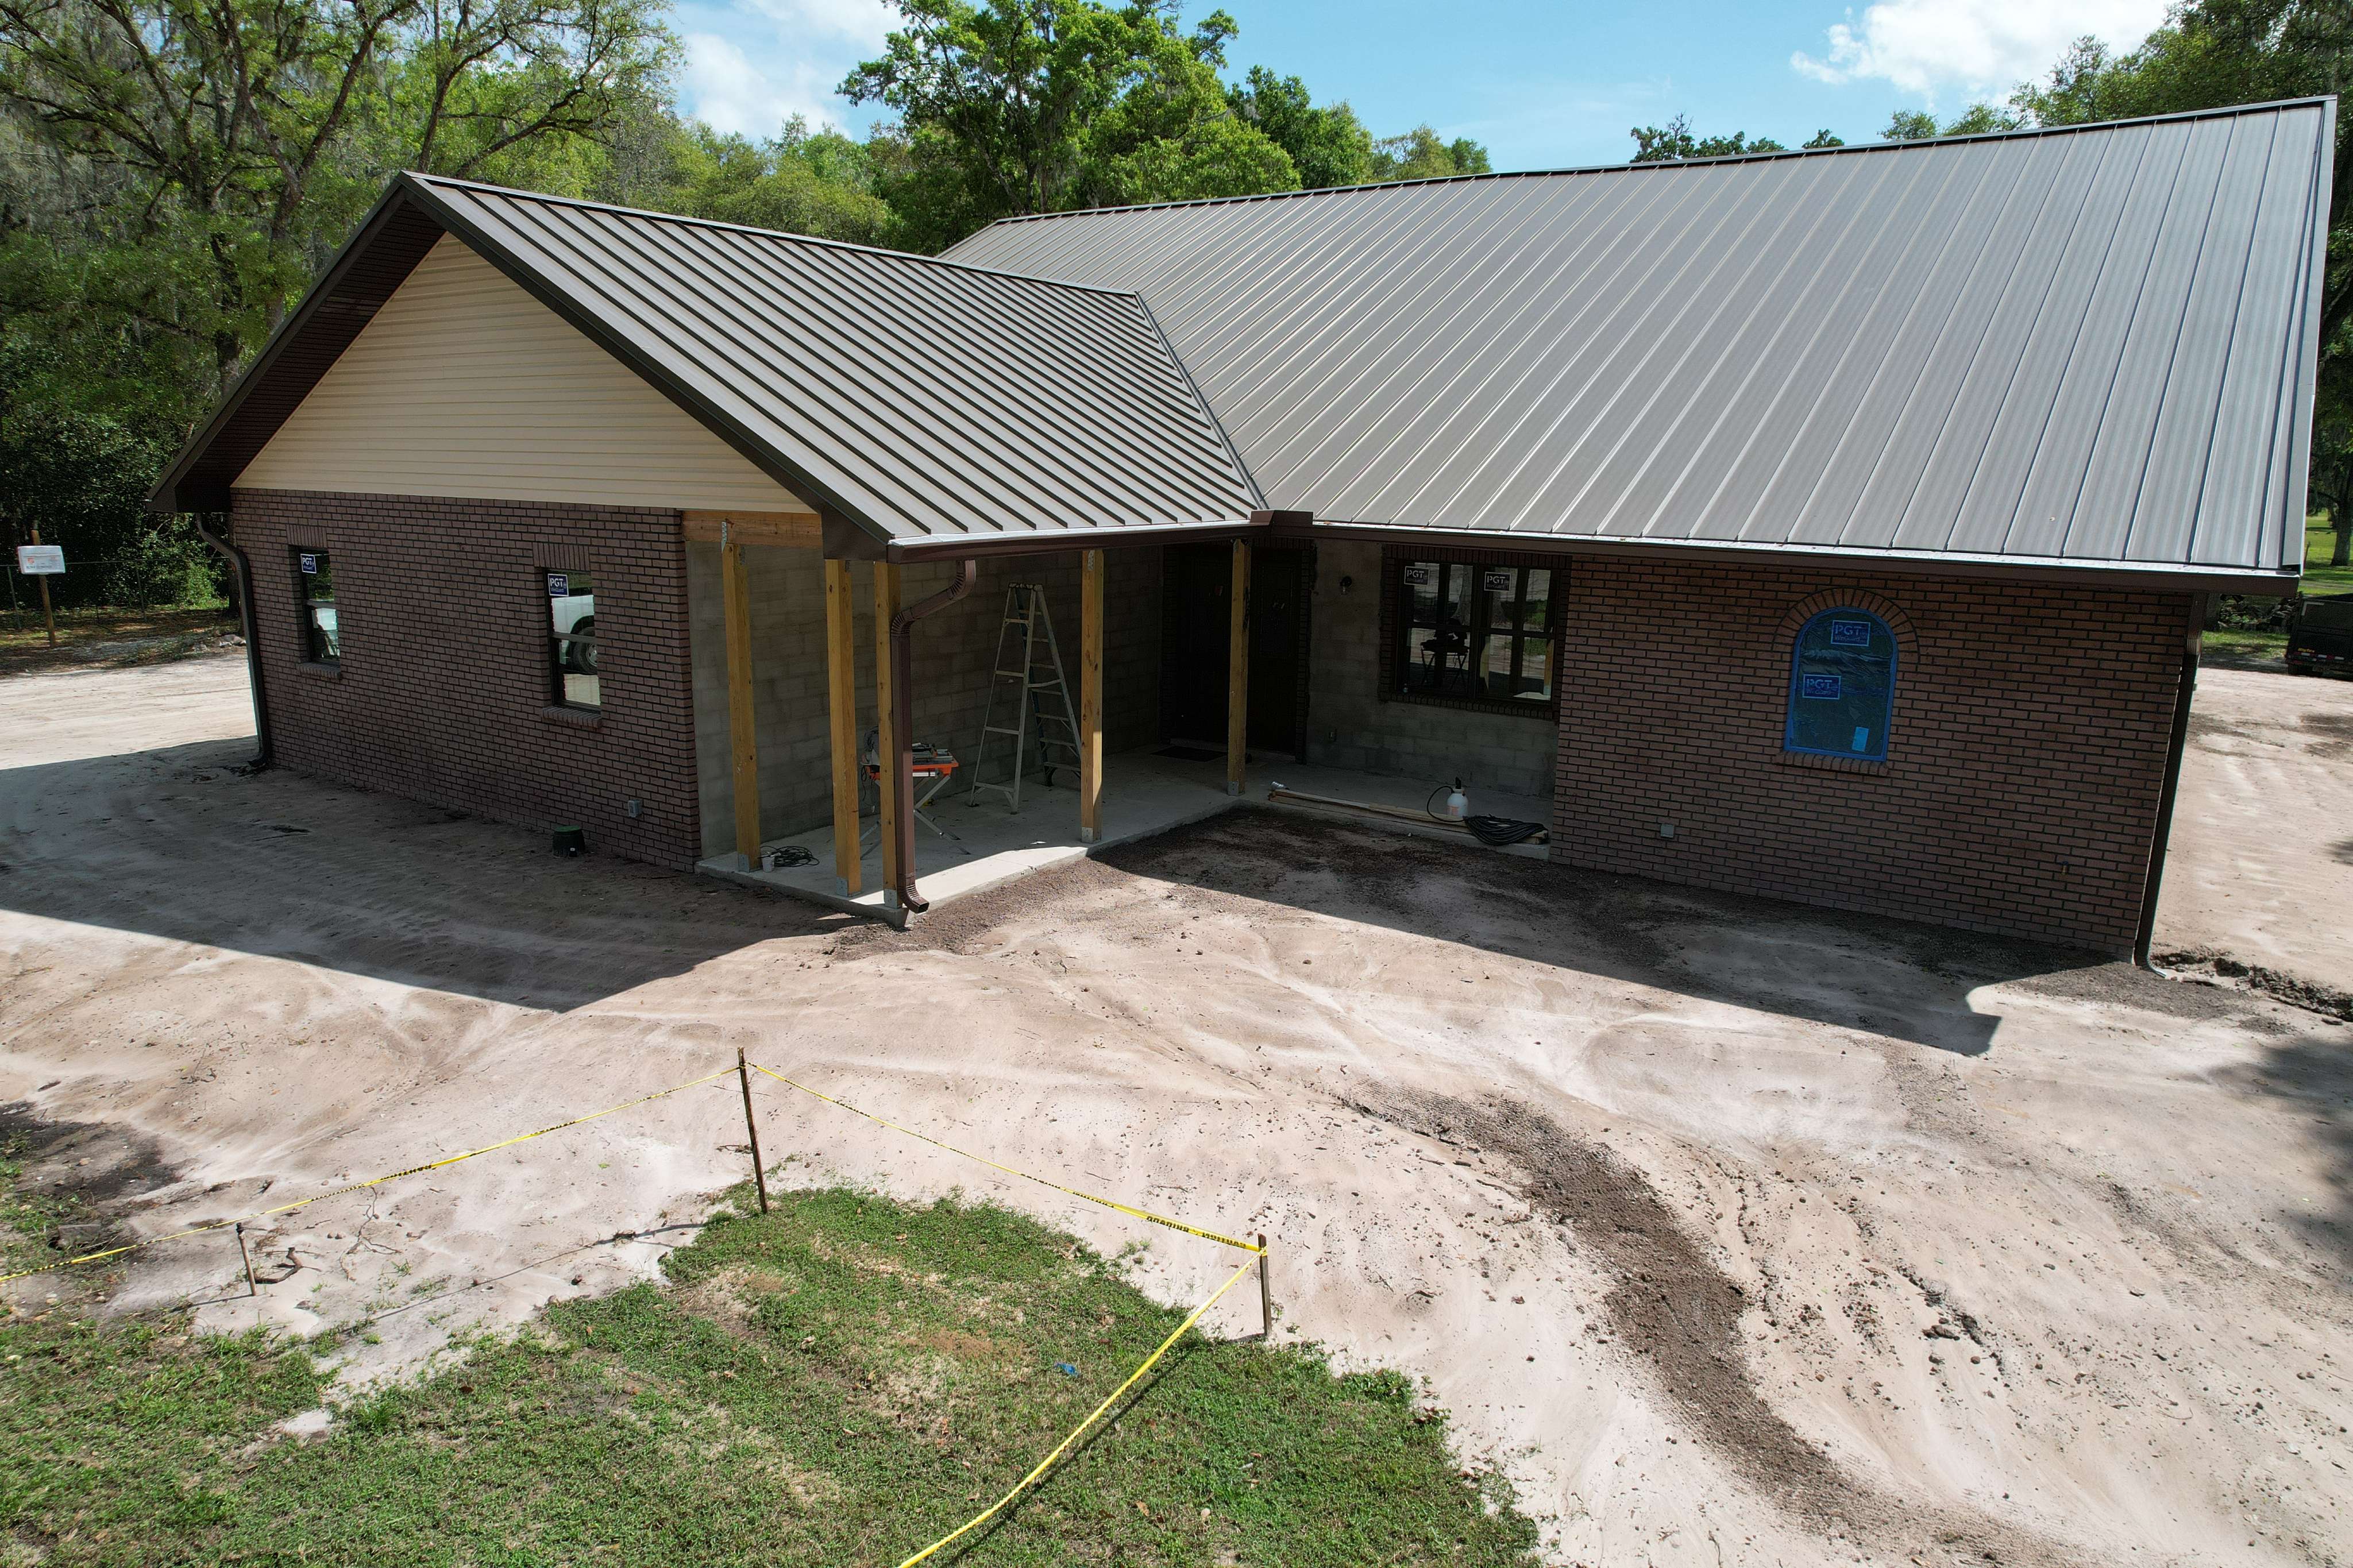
[237,234,816,513]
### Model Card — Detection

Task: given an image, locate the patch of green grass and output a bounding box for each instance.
[2310,519,2353,596]
[3,1184,1539,1566]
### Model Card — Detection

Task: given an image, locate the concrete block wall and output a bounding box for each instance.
[230,488,701,866]
[1551,556,2192,954]
[689,545,1164,853]
[1299,539,1560,801]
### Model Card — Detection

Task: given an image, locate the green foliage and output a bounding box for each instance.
[642,117,892,245]
[0,1184,1541,1565]
[0,345,215,608]
[1628,115,1849,164]
[1370,123,1491,180]
[841,0,1303,249]
[1880,103,2023,141]
[1227,64,1372,189]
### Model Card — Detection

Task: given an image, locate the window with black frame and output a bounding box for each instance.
[1392,559,1554,706]
[545,569,599,709]
[292,549,338,665]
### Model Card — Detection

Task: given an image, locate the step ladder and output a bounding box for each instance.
[968,584,1081,813]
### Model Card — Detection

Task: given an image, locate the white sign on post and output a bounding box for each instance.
[16,544,64,576]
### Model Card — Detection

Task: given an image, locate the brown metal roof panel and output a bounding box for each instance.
[950,101,2331,575]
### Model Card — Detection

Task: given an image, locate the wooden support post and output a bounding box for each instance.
[871,561,904,901]
[31,526,55,648]
[1079,549,1105,843]
[721,534,760,864]
[736,1047,770,1214]
[1226,540,1251,795]
[1257,1233,1271,1338]
[823,559,862,895]
[236,1223,257,1297]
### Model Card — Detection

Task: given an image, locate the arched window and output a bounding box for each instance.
[1785,609,1896,761]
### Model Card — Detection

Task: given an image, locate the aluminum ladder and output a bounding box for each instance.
[968,584,1081,813]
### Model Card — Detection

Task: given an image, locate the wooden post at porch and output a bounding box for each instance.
[720,532,761,862]
[1079,549,1105,842]
[871,561,904,899]
[1226,539,1251,795]
[823,559,861,895]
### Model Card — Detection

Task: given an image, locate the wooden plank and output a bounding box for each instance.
[824,559,862,895]
[871,561,904,898]
[1079,549,1105,842]
[682,509,821,549]
[721,539,761,860]
[1226,539,1251,795]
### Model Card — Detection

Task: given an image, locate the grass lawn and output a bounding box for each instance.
[0,602,234,677]
[2,1153,1539,1567]
[2202,519,2351,663]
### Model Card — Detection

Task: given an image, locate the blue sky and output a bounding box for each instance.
[674,1,2177,171]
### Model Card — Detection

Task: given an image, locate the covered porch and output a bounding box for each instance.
[687,520,1267,927]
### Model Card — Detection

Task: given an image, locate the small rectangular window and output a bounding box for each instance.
[292,550,338,665]
[1393,558,1554,707]
[546,569,599,709]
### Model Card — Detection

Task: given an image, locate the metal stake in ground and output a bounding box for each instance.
[736,1048,770,1214]
[236,1223,257,1296]
[1258,1234,1272,1338]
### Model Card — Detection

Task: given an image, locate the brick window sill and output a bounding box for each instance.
[539,704,603,729]
[295,660,342,680]
[1777,750,1889,777]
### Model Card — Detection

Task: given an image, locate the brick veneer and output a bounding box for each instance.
[232,488,701,866]
[1550,558,2193,954]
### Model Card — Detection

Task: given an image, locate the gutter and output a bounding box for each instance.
[886,559,977,912]
[2134,592,2207,971]
[193,514,271,768]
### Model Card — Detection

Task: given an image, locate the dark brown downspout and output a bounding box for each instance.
[888,559,977,913]
[2134,592,2207,971]
[194,514,272,768]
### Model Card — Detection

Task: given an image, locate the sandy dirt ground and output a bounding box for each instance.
[2157,656,2353,998]
[3,650,2351,1567]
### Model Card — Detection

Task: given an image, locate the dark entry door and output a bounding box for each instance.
[1161,543,1305,755]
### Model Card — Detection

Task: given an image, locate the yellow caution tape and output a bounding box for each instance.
[897,1254,1260,1567]
[745,1061,1262,1257]
[0,1066,738,1288]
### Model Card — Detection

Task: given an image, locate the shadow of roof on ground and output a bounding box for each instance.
[0,736,836,1011]
[1089,809,2125,1057]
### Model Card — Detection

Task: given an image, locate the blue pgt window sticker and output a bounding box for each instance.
[546,572,570,598]
[1785,609,1896,762]
[299,553,318,575]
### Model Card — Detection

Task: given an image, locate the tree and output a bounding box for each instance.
[1627,116,1841,163]
[1225,64,1370,189]
[1368,125,1489,180]
[641,117,890,245]
[841,0,1295,250]
[0,0,677,395]
[1881,103,2022,141]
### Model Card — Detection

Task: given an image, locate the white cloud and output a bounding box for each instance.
[1791,0,2171,99]
[740,0,893,47]
[680,25,868,140]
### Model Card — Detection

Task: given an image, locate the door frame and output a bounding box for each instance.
[1159,540,1313,757]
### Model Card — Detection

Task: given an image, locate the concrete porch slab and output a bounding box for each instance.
[697,749,1558,922]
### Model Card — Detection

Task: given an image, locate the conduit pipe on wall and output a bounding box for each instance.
[888,558,977,913]
[2134,592,2207,973]
[193,514,272,768]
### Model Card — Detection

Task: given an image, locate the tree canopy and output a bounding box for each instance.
[1,0,1486,598]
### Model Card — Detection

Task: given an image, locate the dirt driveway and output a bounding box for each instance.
[3,650,2350,1567]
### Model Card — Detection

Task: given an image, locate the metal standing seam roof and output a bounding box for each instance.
[152,172,1264,547]
[948,99,2336,583]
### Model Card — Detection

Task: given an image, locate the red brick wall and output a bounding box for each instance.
[1550,558,2193,953]
[232,489,701,866]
